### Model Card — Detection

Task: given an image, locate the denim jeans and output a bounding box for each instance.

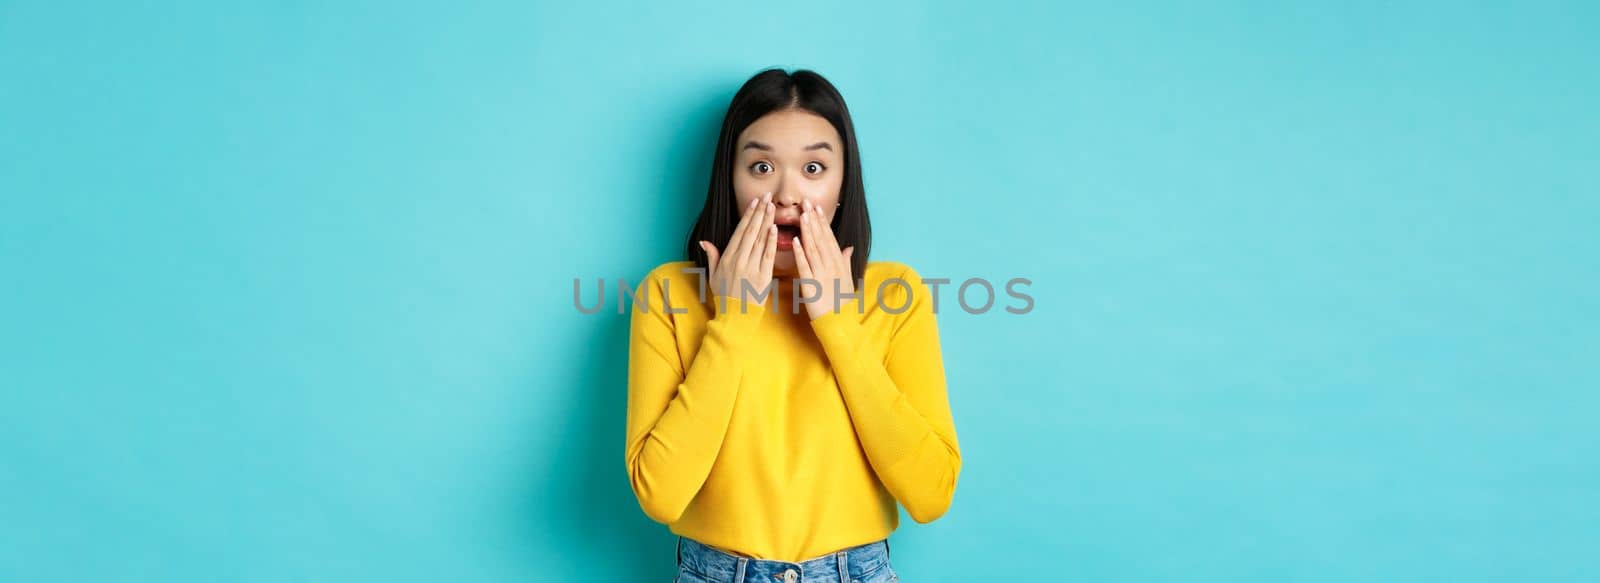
[674,536,900,583]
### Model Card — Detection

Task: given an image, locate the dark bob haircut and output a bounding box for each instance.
[684,68,871,279]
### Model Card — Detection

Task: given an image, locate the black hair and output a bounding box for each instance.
[685,68,871,279]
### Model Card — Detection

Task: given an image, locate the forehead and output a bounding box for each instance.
[738,110,841,151]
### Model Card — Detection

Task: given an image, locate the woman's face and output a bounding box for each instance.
[732,109,844,276]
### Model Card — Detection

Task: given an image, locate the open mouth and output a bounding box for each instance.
[775,224,800,250]
[774,217,802,251]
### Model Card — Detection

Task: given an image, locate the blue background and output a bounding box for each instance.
[3,1,1597,581]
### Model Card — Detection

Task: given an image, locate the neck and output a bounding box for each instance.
[768,276,803,315]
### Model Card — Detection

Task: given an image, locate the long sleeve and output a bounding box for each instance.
[808,265,962,523]
[624,271,766,525]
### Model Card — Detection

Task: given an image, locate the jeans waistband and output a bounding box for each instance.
[676,536,893,583]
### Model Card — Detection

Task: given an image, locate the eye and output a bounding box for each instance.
[750,161,774,175]
[804,161,826,175]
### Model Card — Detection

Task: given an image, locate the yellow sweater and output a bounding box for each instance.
[625,260,962,562]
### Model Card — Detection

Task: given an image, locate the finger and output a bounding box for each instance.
[736,192,772,269]
[841,246,855,281]
[758,223,777,277]
[793,234,813,280]
[802,200,826,278]
[700,240,727,295]
[747,197,776,272]
[730,193,763,270]
[799,201,816,275]
[816,202,845,273]
[722,195,762,270]
[699,240,720,279]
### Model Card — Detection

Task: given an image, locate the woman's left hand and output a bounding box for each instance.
[794,199,856,321]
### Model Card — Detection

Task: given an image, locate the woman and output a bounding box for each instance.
[626,68,961,583]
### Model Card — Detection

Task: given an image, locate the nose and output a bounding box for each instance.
[772,186,802,209]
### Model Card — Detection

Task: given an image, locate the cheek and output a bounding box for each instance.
[809,180,843,210]
[732,176,763,208]
[823,174,845,203]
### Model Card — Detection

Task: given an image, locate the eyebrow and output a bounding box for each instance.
[741,141,834,152]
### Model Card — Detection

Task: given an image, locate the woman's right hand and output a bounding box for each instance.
[698,192,777,311]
